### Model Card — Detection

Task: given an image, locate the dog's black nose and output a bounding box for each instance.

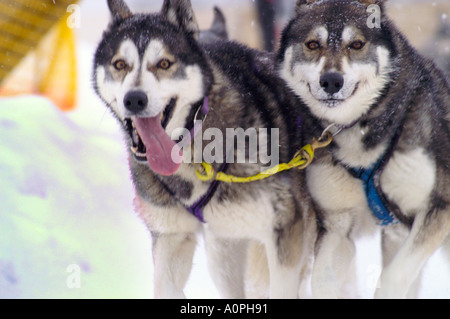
[124,91,148,113]
[320,73,344,95]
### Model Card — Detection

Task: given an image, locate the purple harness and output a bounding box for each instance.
[181,97,226,223]
[186,162,228,223]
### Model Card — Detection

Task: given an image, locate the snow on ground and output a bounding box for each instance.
[1,0,449,299]
[0,95,153,298]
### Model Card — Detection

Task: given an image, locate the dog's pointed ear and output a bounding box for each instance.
[211,7,228,40]
[295,0,318,14]
[161,0,200,39]
[107,0,132,21]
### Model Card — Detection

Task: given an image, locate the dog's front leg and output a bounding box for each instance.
[375,210,450,299]
[264,219,304,299]
[264,244,301,299]
[381,223,423,298]
[152,232,197,299]
[204,229,248,298]
[311,216,356,299]
[307,163,363,299]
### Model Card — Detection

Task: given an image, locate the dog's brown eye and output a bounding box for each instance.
[158,59,172,70]
[349,40,365,50]
[113,59,127,71]
[306,41,320,50]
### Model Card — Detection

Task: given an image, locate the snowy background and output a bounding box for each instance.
[1,0,449,299]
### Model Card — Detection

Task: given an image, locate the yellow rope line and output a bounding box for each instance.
[195,132,333,183]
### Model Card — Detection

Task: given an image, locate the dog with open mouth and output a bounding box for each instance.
[93,0,315,299]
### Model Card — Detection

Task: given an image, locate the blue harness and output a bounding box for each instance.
[349,154,397,226]
[340,121,405,226]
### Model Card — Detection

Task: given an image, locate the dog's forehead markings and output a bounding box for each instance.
[145,39,166,65]
[118,39,139,63]
[312,26,328,43]
[342,26,357,43]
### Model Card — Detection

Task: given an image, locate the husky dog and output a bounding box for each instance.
[278,0,450,298]
[93,0,313,299]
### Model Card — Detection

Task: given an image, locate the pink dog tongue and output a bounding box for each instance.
[134,116,182,176]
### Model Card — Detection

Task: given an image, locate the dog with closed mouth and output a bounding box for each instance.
[277,0,450,298]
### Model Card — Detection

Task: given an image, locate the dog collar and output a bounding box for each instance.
[178,97,210,149]
[321,120,360,138]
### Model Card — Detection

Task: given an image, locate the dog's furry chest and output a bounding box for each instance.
[132,159,296,239]
[203,191,276,239]
[309,126,436,221]
[332,125,388,169]
[133,164,283,237]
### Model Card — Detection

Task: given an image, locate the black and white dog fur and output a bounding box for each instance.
[93,0,315,299]
[277,0,450,298]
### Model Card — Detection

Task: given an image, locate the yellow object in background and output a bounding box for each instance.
[0,0,78,111]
